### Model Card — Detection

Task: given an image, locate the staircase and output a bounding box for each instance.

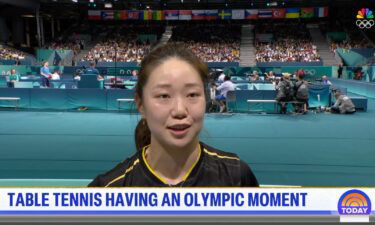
[155,26,173,48]
[309,28,340,66]
[73,40,98,65]
[239,25,256,67]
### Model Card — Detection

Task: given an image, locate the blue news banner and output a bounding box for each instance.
[0,188,373,215]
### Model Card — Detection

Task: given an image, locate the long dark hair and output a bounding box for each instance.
[134,43,208,151]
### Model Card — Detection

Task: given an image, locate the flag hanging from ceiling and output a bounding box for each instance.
[165,10,179,20]
[258,9,273,18]
[272,8,286,18]
[114,10,127,20]
[218,9,232,20]
[245,9,258,19]
[101,11,114,20]
[88,10,101,20]
[315,7,329,18]
[192,10,206,20]
[300,7,314,18]
[285,8,300,18]
[232,9,245,20]
[179,10,192,20]
[205,10,218,20]
[153,10,164,20]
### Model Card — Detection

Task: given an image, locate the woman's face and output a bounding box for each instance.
[138,57,206,150]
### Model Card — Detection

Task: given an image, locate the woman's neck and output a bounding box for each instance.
[145,138,200,185]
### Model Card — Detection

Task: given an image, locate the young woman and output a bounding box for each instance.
[89,44,258,187]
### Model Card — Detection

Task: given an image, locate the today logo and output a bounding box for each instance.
[338,189,371,215]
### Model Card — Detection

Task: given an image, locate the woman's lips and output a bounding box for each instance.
[167,125,191,138]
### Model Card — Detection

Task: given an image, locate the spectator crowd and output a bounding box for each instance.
[255,22,321,62]
[80,25,164,63]
[0,47,26,61]
[169,24,241,62]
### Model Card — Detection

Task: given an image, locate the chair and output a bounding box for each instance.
[226,90,237,113]
[78,75,101,88]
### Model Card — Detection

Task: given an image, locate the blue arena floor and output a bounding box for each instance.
[0,99,374,187]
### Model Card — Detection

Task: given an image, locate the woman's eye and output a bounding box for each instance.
[157,94,170,99]
[188,93,200,98]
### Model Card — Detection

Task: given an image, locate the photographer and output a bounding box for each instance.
[276,73,294,114]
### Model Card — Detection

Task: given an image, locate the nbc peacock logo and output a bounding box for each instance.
[356,8,374,29]
[338,190,371,215]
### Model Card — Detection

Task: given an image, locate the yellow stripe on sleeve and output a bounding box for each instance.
[104,159,140,187]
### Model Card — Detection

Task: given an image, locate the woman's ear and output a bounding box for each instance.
[135,95,145,118]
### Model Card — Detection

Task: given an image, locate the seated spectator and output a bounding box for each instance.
[265,71,275,81]
[130,70,138,81]
[40,61,52,88]
[330,91,356,114]
[7,69,20,88]
[84,62,104,81]
[322,76,332,85]
[251,73,260,81]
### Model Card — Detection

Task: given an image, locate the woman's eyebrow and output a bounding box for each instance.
[185,83,201,88]
[154,84,172,89]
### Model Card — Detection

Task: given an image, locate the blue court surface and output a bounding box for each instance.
[0,99,374,187]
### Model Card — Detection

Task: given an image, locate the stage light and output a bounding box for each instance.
[104,2,113,8]
[72,0,78,3]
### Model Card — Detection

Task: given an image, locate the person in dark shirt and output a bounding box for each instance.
[89,44,258,187]
[337,64,343,79]
[84,62,104,81]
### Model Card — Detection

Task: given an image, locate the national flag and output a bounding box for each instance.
[179,10,192,20]
[218,9,232,20]
[315,7,329,18]
[153,10,164,20]
[192,10,205,20]
[300,7,314,18]
[232,9,245,20]
[205,10,218,20]
[272,8,286,18]
[141,10,153,20]
[88,10,101,20]
[165,10,179,20]
[127,10,140,20]
[114,10,127,20]
[285,8,300,18]
[101,11,114,20]
[245,9,258,19]
[258,9,273,18]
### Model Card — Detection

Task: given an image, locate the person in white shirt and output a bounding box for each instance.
[215,75,235,113]
[322,76,332,85]
[217,72,225,82]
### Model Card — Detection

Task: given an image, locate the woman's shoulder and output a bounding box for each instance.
[200,142,259,187]
[87,152,140,187]
[200,142,240,162]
